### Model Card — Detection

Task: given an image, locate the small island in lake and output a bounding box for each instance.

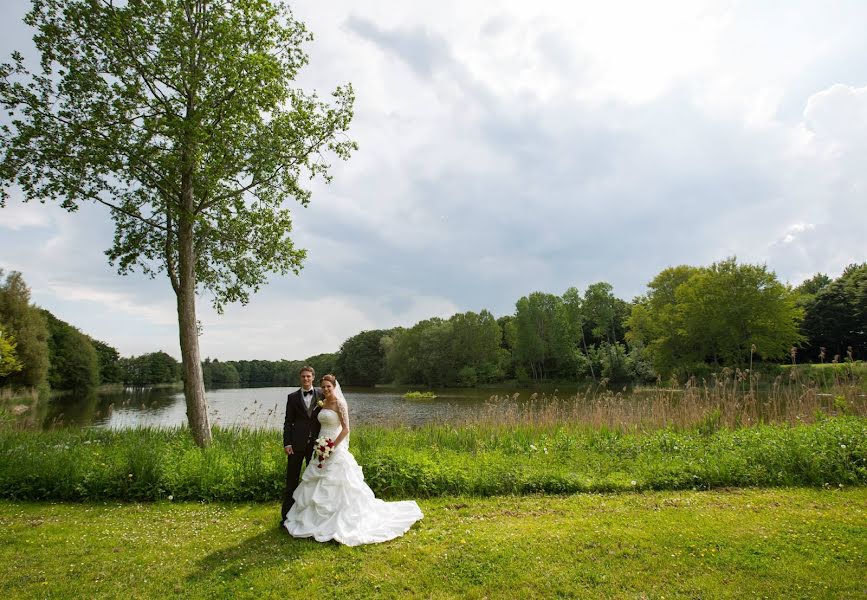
[403,391,437,400]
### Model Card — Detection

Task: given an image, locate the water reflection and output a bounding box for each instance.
[24,386,513,430]
[43,389,104,426]
[18,381,858,431]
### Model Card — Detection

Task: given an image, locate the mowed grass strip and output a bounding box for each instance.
[0,488,864,599]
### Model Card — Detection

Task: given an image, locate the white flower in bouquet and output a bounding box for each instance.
[314,437,336,468]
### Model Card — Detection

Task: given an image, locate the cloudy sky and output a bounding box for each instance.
[1,0,866,361]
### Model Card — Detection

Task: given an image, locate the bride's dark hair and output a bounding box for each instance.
[320,374,337,386]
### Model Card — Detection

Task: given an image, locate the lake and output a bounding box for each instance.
[10,379,860,431]
[19,384,558,430]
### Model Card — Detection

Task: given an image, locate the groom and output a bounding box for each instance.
[281,365,322,525]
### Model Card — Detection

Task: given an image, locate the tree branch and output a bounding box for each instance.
[97,0,182,116]
[93,195,169,232]
[165,207,179,293]
[196,130,333,212]
[15,99,179,201]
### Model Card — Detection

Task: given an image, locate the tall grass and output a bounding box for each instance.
[473,367,866,432]
[0,426,285,502]
[0,387,39,403]
[0,416,863,502]
[0,370,863,502]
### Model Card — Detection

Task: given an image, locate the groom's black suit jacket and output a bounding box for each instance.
[283,386,323,450]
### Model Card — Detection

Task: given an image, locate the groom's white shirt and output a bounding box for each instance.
[301,386,313,411]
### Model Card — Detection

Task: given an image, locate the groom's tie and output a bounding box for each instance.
[303,389,313,414]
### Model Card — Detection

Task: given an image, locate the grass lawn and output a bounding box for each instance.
[1,488,864,599]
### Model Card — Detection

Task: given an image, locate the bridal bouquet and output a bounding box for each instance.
[313,437,335,468]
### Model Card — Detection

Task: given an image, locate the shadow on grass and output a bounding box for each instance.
[186,527,328,587]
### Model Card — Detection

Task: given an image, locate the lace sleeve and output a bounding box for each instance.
[333,380,351,447]
[336,397,350,431]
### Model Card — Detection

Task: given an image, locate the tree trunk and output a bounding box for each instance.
[176,272,211,447]
[176,162,211,447]
[581,326,596,381]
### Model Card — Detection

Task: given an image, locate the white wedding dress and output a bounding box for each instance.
[283,404,423,546]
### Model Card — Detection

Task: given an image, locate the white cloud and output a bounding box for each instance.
[0,200,53,230]
[197,290,459,360]
[772,223,817,246]
[804,83,867,153]
[46,282,177,326]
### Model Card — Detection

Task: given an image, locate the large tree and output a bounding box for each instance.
[92,339,123,384]
[512,292,570,381]
[384,318,455,386]
[42,309,100,391]
[561,287,590,377]
[628,259,803,373]
[336,329,389,387]
[800,263,867,361]
[0,324,24,378]
[0,0,356,445]
[448,310,502,385]
[0,271,50,388]
[626,265,700,373]
[120,351,181,386]
[582,282,630,346]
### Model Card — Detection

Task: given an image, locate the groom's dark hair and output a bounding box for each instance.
[299,365,315,377]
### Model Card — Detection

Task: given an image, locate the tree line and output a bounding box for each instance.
[0,270,182,391]
[4,259,864,392]
[188,258,867,388]
[203,258,866,388]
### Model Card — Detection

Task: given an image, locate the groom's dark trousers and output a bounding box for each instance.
[281,387,322,521]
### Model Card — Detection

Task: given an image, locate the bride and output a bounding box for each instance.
[283,374,423,546]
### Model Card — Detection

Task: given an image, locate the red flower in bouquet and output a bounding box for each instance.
[314,437,335,468]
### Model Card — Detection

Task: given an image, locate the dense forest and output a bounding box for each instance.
[3,259,865,392]
[202,258,866,388]
[0,270,181,391]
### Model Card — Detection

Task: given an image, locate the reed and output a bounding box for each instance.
[469,367,866,432]
[0,386,39,402]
